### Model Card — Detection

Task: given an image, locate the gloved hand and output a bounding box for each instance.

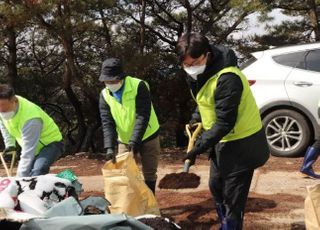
[105,148,116,163]
[3,146,16,156]
[183,135,206,166]
[128,141,140,155]
[183,150,197,166]
[188,118,199,128]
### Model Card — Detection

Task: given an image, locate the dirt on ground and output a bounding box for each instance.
[1,148,318,229]
[51,148,320,176]
[158,172,201,189]
[50,147,211,176]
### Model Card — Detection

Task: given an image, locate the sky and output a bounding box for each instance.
[232,9,302,39]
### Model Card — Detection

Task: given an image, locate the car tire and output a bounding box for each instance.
[262,109,311,157]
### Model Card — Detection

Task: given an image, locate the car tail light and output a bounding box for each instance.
[248,80,256,86]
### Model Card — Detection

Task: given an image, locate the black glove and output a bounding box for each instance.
[128,142,140,155]
[188,118,199,128]
[183,135,206,166]
[105,148,116,163]
[183,150,197,166]
[3,146,16,156]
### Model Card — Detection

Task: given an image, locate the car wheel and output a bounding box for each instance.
[262,109,311,157]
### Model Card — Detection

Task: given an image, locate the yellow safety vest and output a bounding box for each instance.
[195,66,262,142]
[2,96,62,155]
[102,76,159,144]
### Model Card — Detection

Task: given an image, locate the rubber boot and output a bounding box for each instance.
[216,203,226,222]
[221,218,237,230]
[216,203,226,230]
[300,147,320,179]
[145,180,156,194]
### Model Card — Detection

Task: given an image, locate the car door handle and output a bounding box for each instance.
[293,81,313,87]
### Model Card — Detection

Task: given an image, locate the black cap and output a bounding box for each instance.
[99,58,125,81]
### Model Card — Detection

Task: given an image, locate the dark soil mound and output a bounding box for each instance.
[158,172,200,189]
[139,217,181,230]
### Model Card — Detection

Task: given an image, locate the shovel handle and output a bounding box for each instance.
[183,123,202,172]
[0,152,11,177]
[185,123,202,152]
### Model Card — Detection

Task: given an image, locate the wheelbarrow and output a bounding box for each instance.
[0,150,16,177]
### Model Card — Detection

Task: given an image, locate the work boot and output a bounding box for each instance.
[145,180,156,194]
[300,147,320,179]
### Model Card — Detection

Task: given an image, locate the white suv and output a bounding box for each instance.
[241,43,320,157]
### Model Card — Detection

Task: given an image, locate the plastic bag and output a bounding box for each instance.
[305,184,320,230]
[102,152,160,217]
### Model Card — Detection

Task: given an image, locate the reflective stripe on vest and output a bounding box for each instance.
[2,96,62,155]
[196,66,262,142]
[102,76,159,144]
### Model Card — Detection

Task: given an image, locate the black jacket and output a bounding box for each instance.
[188,45,269,176]
[99,79,159,149]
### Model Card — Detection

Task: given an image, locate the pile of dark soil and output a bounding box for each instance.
[138,216,181,230]
[158,172,200,189]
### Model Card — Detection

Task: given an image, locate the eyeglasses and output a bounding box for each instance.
[183,54,207,68]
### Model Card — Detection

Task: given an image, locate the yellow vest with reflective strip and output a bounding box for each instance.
[2,96,62,155]
[196,66,262,142]
[102,76,159,144]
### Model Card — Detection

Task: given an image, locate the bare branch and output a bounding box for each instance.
[216,11,249,44]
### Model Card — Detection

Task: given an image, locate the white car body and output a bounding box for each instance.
[242,43,320,157]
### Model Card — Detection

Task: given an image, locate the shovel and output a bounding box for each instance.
[158,122,202,190]
[0,150,16,177]
[183,122,202,172]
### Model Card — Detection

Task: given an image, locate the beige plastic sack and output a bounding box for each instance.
[305,184,320,230]
[102,152,160,217]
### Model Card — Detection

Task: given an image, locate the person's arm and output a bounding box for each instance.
[188,73,243,155]
[99,92,117,149]
[17,118,42,177]
[129,81,151,146]
[190,106,201,124]
[0,119,16,148]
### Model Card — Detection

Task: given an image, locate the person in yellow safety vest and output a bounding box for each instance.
[0,84,63,177]
[176,33,270,230]
[98,57,160,194]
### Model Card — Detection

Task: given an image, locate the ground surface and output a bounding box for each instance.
[1,148,320,230]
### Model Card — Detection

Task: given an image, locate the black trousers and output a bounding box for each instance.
[209,160,254,230]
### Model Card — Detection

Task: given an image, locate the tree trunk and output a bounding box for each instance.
[307,0,320,41]
[140,0,146,54]
[80,121,101,152]
[6,26,18,88]
[62,63,87,153]
[98,5,112,47]
[176,97,190,147]
[184,0,192,33]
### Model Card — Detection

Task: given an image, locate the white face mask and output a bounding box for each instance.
[0,111,15,120]
[105,81,123,93]
[183,64,206,80]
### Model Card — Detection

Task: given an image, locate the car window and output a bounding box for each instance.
[239,55,257,70]
[272,51,306,68]
[305,50,320,72]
